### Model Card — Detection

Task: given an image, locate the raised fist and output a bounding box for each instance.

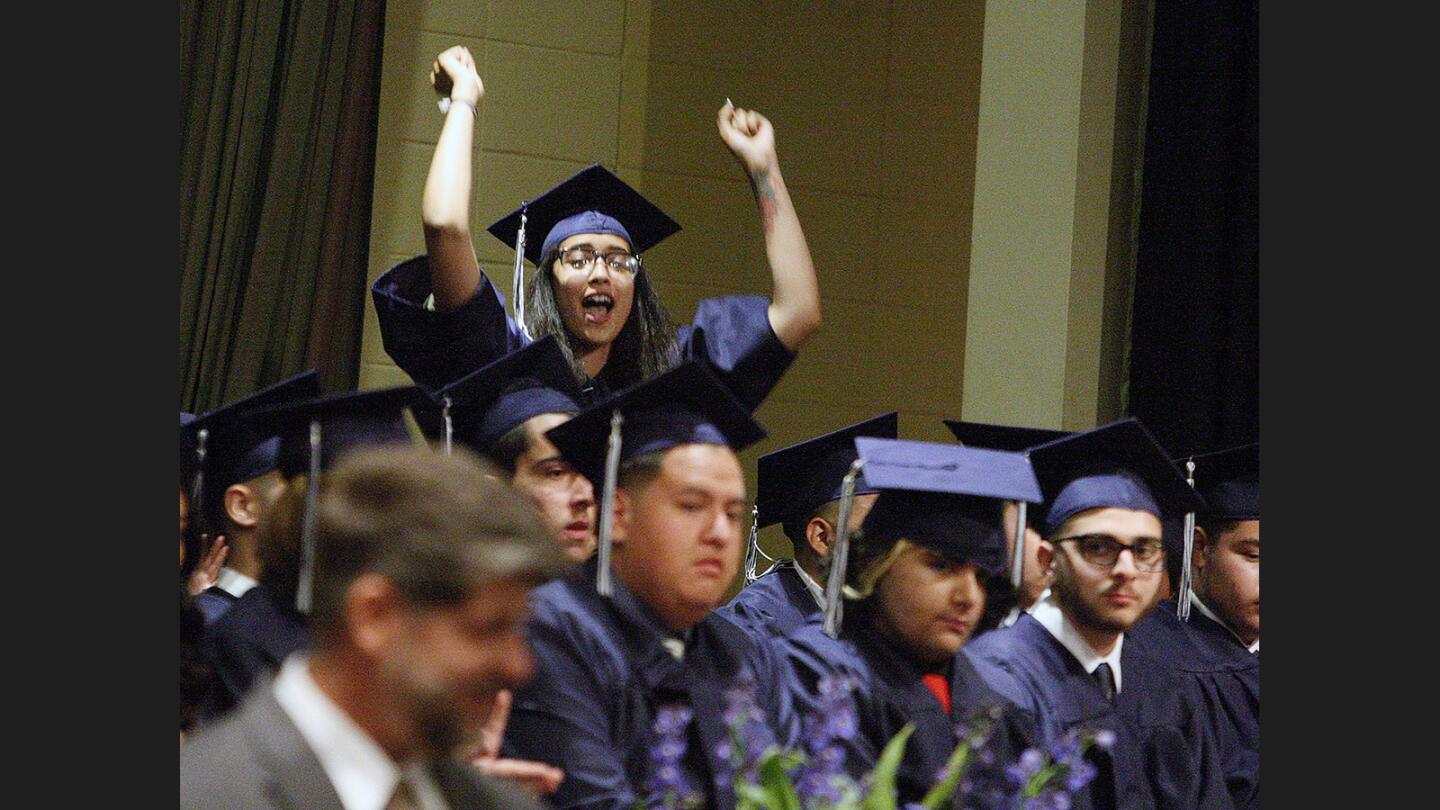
[717,99,777,177]
[431,45,483,107]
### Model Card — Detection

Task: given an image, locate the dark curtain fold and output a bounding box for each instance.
[1127,0,1258,456]
[180,0,386,413]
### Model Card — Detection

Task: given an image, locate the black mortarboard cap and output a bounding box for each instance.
[1181,442,1259,521]
[486,164,681,266]
[755,413,898,532]
[1027,418,1205,536]
[422,336,582,452]
[943,419,1071,452]
[244,386,427,478]
[545,361,765,486]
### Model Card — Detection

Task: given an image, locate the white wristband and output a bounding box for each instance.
[438,97,477,118]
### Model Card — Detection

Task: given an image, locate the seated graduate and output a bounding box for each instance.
[182,444,569,810]
[719,412,898,640]
[372,45,820,411]
[501,361,799,809]
[965,418,1233,809]
[1128,442,1259,809]
[945,420,1072,614]
[420,335,596,561]
[780,437,1044,806]
[200,386,428,720]
[181,371,322,624]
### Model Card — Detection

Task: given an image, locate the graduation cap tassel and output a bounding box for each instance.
[1176,458,1198,622]
[1001,499,1029,629]
[595,410,624,597]
[822,459,864,639]
[296,420,323,615]
[189,428,209,540]
[512,207,531,341]
[742,505,762,584]
[441,396,454,456]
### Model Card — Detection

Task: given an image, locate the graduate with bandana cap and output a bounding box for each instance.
[1128,443,1260,809]
[418,335,597,561]
[779,437,1043,807]
[717,412,898,641]
[500,361,800,810]
[965,418,1233,809]
[180,371,323,624]
[372,45,820,412]
[200,386,427,721]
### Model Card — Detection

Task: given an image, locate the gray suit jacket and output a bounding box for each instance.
[180,679,546,810]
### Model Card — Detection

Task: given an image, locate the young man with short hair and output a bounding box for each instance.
[720,412,896,639]
[967,419,1231,809]
[501,362,798,809]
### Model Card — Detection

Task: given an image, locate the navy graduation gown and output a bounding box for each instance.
[201,583,309,721]
[967,613,1233,809]
[718,561,820,642]
[1129,601,1259,809]
[372,257,795,410]
[194,586,239,625]
[781,619,1037,806]
[502,559,800,810]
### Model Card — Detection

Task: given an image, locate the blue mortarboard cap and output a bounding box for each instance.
[1181,442,1259,521]
[243,386,427,478]
[545,361,765,485]
[486,164,681,266]
[1028,418,1205,536]
[755,413,898,531]
[853,438,1043,576]
[943,419,1071,451]
[422,336,582,451]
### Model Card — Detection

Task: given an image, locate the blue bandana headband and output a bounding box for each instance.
[540,211,634,262]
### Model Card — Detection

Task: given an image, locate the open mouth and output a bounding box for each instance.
[582,293,614,324]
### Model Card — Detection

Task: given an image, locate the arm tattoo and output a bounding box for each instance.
[750,171,777,234]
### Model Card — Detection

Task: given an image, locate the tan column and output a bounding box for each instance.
[962,0,1130,431]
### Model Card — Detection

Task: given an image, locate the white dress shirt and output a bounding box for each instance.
[1189,592,1259,653]
[272,655,450,810]
[214,567,258,600]
[1029,592,1125,694]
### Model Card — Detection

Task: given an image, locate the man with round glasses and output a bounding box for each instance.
[967,419,1231,809]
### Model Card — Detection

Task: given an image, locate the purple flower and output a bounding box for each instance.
[1063,760,1097,792]
[645,703,700,808]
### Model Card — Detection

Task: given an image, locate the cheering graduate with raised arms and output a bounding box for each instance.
[779,437,1044,806]
[373,46,821,411]
[965,418,1233,809]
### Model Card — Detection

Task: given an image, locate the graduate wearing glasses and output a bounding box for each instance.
[373,46,820,412]
[966,419,1233,809]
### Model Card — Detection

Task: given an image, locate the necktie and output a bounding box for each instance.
[1093,662,1116,701]
[922,673,952,715]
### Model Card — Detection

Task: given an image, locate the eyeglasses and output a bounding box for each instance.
[1054,534,1166,573]
[558,246,640,274]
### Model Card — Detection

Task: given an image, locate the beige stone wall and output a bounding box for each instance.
[360,0,1142,569]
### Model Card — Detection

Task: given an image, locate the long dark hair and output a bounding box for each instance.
[523,245,680,390]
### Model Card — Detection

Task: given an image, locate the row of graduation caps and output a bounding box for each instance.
[179,336,1257,633]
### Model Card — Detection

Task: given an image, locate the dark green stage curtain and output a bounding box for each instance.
[180,0,386,413]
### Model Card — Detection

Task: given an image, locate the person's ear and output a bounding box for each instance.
[225,484,261,528]
[345,573,406,656]
[610,488,632,546]
[805,517,834,560]
[1036,539,1056,574]
[1191,526,1211,575]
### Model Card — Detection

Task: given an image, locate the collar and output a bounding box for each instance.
[272,656,449,810]
[1189,592,1259,653]
[791,561,827,611]
[1030,592,1125,693]
[215,567,259,599]
[1024,586,1052,614]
